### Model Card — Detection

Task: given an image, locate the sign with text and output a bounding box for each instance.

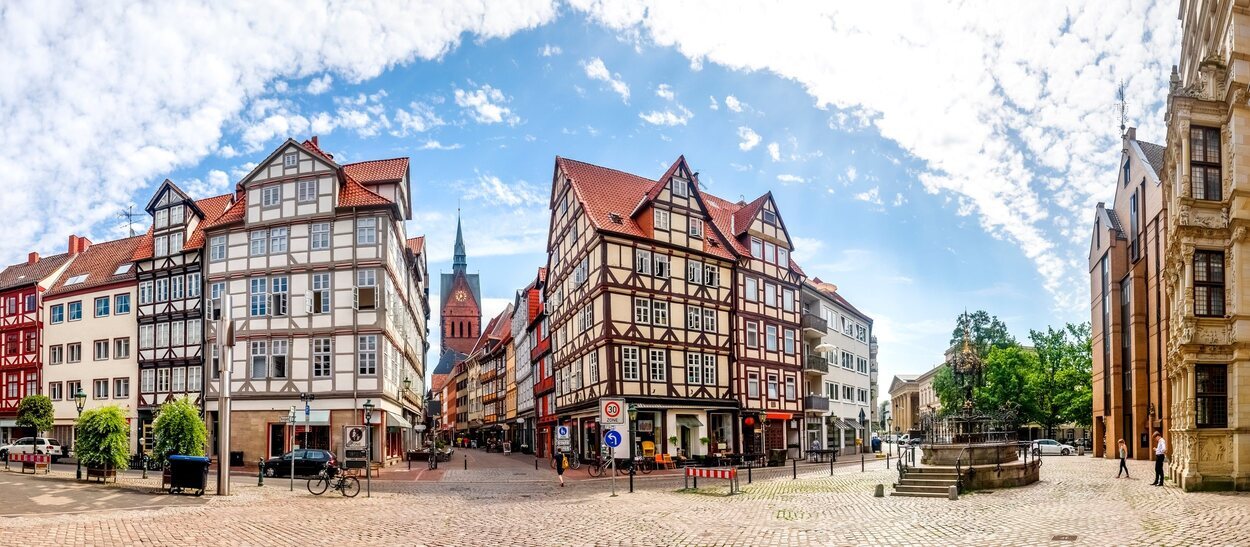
[555,425,571,451]
[599,398,626,425]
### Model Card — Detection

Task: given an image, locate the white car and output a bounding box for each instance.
[0,437,65,462]
[1031,439,1075,456]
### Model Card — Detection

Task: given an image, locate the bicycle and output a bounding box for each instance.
[616,456,653,476]
[307,464,360,497]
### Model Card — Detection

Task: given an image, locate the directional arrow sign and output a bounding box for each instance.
[603,429,623,448]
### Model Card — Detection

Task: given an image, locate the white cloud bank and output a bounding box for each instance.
[582,57,631,102]
[737,126,761,151]
[569,0,1180,313]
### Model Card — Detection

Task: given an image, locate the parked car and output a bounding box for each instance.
[260,449,336,477]
[1031,439,1075,456]
[0,437,65,462]
[894,434,922,446]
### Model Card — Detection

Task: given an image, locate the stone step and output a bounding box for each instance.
[899,478,958,487]
[893,484,952,495]
[890,491,951,498]
[901,472,959,480]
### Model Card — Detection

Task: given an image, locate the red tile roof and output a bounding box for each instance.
[731,194,769,236]
[338,174,393,208]
[406,236,425,256]
[202,192,247,230]
[344,158,408,184]
[186,194,236,248]
[301,138,336,163]
[46,236,145,297]
[0,252,74,292]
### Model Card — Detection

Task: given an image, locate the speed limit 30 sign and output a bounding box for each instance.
[600,398,626,425]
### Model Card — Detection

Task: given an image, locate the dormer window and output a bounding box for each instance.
[654,209,670,230]
[155,209,168,229]
[283,152,298,168]
[113,264,131,276]
[671,178,688,197]
[169,205,184,225]
[65,274,88,286]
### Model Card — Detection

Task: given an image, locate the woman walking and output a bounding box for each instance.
[555,451,567,487]
[1116,439,1129,479]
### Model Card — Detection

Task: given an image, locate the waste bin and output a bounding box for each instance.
[229,451,244,467]
[167,455,211,496]
[768,449,787,467]
[871,438,881,452]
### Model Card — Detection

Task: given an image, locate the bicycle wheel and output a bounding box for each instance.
[587,462,603,478]
[570,457,581,470]
[339,476,361,498]
[307,476,329,495]
[639,460,653,475]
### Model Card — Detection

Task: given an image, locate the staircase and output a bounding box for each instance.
[891,466,961,498]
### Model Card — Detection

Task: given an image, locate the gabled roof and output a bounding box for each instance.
[702,191,806,276]
[406,236,425,256]
[46,236,144,297]
[344,158,408,184]
[1137,140,1165,179]
[808,277,872,324]
[338,174,393,208]
[731,194,769,236]
[201,191,247,230]
[0,252,74,292]
[434,350,466,375]
[133,193,233,259]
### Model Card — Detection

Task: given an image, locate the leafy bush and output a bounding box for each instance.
[75,406,130,470]
[16,395,54,434]
[152,397,207,460]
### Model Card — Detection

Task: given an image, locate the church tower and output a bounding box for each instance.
[439,213,481,357]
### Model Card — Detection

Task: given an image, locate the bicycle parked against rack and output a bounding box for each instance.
[307,463,361,497]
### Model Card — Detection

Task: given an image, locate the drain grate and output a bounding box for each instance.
[1051,535,1077,542]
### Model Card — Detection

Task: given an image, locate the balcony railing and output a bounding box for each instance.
[804,354,829,374]
[800,312,830,337]
[534,376,555,395]
[530,337,551,361]
[804,395,830,412]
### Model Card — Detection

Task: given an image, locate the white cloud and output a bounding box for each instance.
[454,84,520,126]
[305,74,333,95]
[568,0,1179,313]
[790,236,825,264]
[737,126,761,151]
[767,142,780,162]
[419,140,462,151]
[639,105,693,126]
[464,174,545,207]
[655,84,674,100]
[776,174,805,184]
[724,95,744,112]
[182,169,232,199]
[855,186,883,206]
[582,57,631,102]
[540,44,562,56]
[391,101,444,136]
[845,166,858,182]
[708,95,719,110]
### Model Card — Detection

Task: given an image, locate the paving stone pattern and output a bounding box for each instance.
[0,453,1247,546]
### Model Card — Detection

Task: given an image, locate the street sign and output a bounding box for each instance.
[414,424,428,432]
[305,402,311,417]
[600,398,626,425]
[604,429,623,448]
[344,425,367,451]
[555,425,571,451]
[556,425,570,439]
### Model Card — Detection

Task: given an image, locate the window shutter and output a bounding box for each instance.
[353,287,359,310]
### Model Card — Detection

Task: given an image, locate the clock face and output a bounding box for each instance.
[455,290,467,302]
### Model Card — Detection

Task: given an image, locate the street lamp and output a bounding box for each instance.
[73,388,86,480]
[362,399,374,498]
[627,404,638,459]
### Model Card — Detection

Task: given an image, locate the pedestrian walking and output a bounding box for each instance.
[555,452,567,487]
[1115,439,1129,479]
[1152,431,1166,486]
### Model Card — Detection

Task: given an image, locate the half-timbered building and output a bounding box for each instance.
[132,181,232,448]
[546,156,738,461]
[201,137,429,468]
[529,271,554,457]
[0,243,77,442]
[44,235,144,452]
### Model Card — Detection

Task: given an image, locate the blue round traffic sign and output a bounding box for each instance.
[604,430,622,448]
[557,426,569,437]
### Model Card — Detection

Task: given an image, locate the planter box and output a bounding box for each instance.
[86,466,117,483]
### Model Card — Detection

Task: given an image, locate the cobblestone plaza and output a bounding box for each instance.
[2,452,1247,546]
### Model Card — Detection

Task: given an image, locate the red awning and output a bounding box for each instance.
[766,412,793,421]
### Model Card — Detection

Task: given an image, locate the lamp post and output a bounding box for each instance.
[627,404,638,460]
[73,388,86,480]
[288,406,296,491]
[362,399,374,498]
[400,377,412,464]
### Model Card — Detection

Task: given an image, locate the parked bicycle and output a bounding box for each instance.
[307,463,360,497]
[616,456,653,476]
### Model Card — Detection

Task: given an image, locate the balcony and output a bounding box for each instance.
[803,354,829,375]
[480,369,499,383]
[530,336,551,361]
[801,312,828,339]
[534,376,555,396]
[804,395,830,413]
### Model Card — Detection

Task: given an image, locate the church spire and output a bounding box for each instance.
[452,209,467,273]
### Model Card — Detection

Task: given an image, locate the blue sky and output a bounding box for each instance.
[1,1,1182,402]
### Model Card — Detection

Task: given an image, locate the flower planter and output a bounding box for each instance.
[86,465,117,483]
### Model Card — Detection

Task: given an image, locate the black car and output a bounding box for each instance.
[261,449,336,478]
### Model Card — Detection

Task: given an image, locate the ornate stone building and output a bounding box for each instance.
[1159,0,1246,491]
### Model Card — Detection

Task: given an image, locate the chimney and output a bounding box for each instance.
[68,235,79,256]
[78,237,92,254]
[27,252,38,265]
[311,135,319,147]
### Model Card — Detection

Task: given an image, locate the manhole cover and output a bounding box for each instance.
[1051,535,1077,542]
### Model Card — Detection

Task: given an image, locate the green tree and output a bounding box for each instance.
[75,405,130,470]
[16,394,54,435]
[152,397,207,460]
[932,346,1039,422]
[950,310,1017,359]
[1028,322,1093,438]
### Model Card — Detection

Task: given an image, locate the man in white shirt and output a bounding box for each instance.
[1152,431,1167,486]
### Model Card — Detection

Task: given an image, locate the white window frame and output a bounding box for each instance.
[648,349,667,381]
[262,185,281,207]
[297,179,318,202]
[311,222,331,250]
[633,298,651,324]
[356,217,378,245]
[621,346,640,381]
[654,209,670,230]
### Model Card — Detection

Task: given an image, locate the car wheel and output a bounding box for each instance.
[1061,448,1071,456]
[264,466,276,477]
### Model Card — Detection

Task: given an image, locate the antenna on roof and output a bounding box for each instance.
[1116,79,1128,135]
[118,204,141,237]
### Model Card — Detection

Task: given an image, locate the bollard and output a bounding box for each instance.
[142,455,149,480]
[629,465,635,493]
[792,458,797,480]
[948,485,958,500]
[535,459,538,470]
[830,456,834,476]
[258,458,265,487]
[747,462,752,484]
[464,455,468,470]
[693,474,698,489]
[861,451,865,472]
[887,451,891,469]
[874,484,885,497]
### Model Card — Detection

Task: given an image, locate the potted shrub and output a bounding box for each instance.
[152,397,208,462]
[76,406,130,482]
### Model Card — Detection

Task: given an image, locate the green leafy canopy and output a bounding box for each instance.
[16,395,54,434]
[75,405,130,469]
[152,397,207,459]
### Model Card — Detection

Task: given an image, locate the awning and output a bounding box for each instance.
[829,419,847,430]
[385,411,412,430]
[0,419,17,428]
[294,410,330,426]
[842,418,864,430]
[765,412,792,421]
[675,415,703,428]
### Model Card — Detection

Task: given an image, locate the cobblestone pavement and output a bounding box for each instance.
[1,454,1247,546]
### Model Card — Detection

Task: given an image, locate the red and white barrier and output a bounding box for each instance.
[683,466,739,494]
[8,453,51,474]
